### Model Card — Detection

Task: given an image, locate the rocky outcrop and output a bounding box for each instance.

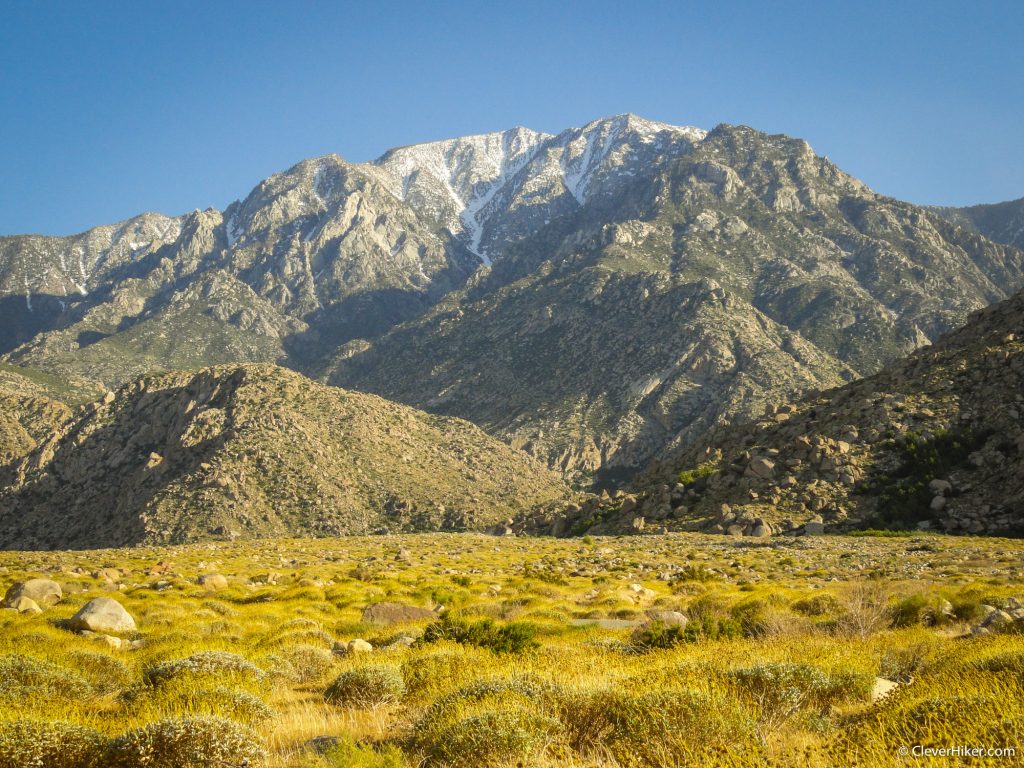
[0,364,570,549]
[637,285,1024,536]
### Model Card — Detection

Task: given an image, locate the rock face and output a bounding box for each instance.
[0,364,570,549]
[361,602,437,625]
[68,597,136,634]
[3,578,62,607]
[932,196,1024,250]
[2,116,1021,481]
[638,284,1024,536]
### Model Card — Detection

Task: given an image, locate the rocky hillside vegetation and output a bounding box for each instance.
[0,365,569,549]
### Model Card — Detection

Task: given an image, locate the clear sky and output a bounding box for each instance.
[2,0,1022,235]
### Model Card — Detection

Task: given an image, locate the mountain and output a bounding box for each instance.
[931,197,1024,250]
[631,284,1024,537]
[2,115,1022,481]
[0,365,75,473]
[0,364,570,550]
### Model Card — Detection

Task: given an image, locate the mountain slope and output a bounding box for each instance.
[0,364,570,550]
[328,121,1024,477]
[2,116,1022,480]
[635,285,1024,536]
[931,197,1024,250]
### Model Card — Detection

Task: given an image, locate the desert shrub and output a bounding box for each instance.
[728,662,872,732]
[677,462,717,487]
[420,614,538,654]
[325,665,405,708]
[0,654,94,702]
[401,649,484,696]
[410,689,558,768]
[633,620,687,650]
[603,689,760,766]
[277,645,335,683]
[792,593,842,617]
[679,614,742,643]
[891,593,954,628]
[549,688,618,752]
[319,735,404,768]
[144,651,267,689]
[0,720,106,768]
[129,681,274,726]
[104,716,266,768]
[66,651,133,695]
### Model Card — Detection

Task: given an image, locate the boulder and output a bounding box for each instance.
[928,479,952,496]
[67,597,136,634]
[803,516,825,535]
[3,579,62,608]
[645,610,688,628]
[336,639,373,655]
[197,574,229,590]
[361,602,436,625]
[872,677,899,702]
[12,596,42,614]
[745,458,776,479]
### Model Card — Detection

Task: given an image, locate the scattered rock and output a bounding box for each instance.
[12,596,42,614]
[197,574,229,590]
[67,597,136,634]
[336,639,373,655]
[3,579,62,608]
[872,677,899,702]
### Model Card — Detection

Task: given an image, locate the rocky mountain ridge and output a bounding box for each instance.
[2,115,1022,480]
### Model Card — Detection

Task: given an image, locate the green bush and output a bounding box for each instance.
[420,614,538,654]
[144,651,267,689]
[0,654,94,702]
[792,594,842,617]
[633,620,687,650]
[891,594,953,628]
[0,720,106,768]
[677,462,717,487]
[325,665,405,708]
[104,716,266,768]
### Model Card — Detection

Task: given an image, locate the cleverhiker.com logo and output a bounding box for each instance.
[898,745,1017,759]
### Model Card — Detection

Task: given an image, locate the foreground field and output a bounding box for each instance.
[1,532,1023,767]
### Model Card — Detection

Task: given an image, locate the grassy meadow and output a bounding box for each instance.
[1,531,1022,767]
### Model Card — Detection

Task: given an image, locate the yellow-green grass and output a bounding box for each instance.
[0,532,1021,767]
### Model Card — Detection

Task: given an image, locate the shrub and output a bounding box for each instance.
[401,650,483,696]
[104,716,266,768]
[792,593,842,617]
[277,645,335,683]
[891,594,954,628]
[420,615,538,654]
[411,693,558,768]
[66,651,133,695]
[677,462,717,487]
[633,620,687,650]
[139,684,275,726]
[604,689,760,766]
[325,665,405,708]
[728,662,872,732]
[144,651,267,689]
[0,720,106,768]
[0,654,94,702]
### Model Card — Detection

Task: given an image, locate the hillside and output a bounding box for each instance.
[0,364,570,549]
[630,285,1024,537]
[932,196,1024,250]
[2,116,1022,480]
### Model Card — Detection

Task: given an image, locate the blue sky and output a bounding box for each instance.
[1,0,1022,235]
